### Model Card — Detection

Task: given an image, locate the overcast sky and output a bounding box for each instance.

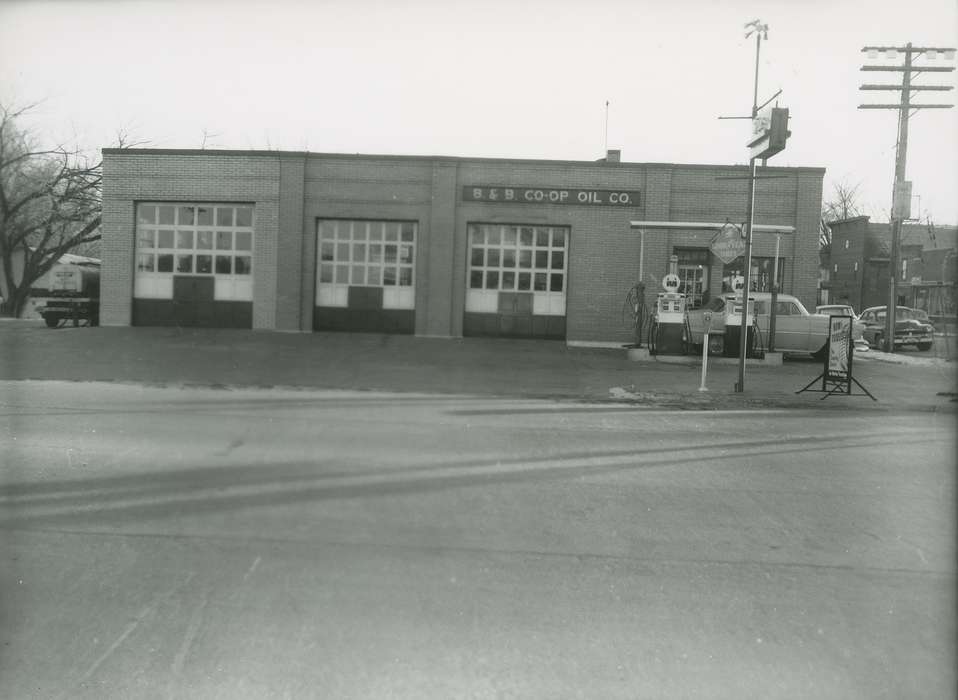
[2,0,956,225]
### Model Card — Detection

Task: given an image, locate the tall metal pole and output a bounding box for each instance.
[886,44,912,352]
[735,26,763,392]
[768,234,781,352]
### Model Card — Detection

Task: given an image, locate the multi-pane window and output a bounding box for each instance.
[674,247,710,309]
[317,220,416,288]
[136,204,253,278]
[468,223,568,293]
[134,203,254,301]
[722,256,786,293]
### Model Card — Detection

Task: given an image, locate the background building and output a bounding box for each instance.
[101,149,825,345]
[826,216,957,320]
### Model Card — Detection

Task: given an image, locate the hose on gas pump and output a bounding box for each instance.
[682,315,693,355]
[622,282,649,348]
[751,318,766,359]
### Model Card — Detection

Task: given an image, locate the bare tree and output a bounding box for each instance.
[821,181,864,223]
[820,180,866,249]
[0,103,103,317]
[819,219,831,250]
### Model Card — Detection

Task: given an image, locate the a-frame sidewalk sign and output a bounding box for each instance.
[796,315,877,401]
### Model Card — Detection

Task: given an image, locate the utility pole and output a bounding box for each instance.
[859,44,955,352]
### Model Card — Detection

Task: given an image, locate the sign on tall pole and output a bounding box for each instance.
[747,107,790,160]
[732,23,792,392]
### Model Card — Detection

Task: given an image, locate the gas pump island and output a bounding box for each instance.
[646,272,764,359]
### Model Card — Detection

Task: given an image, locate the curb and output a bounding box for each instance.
[606,385,956,413]
[626,350,784,366]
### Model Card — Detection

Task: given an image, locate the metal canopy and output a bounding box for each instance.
[629,220,795,233]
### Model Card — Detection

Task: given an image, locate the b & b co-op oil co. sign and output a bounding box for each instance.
[463,186,641,207]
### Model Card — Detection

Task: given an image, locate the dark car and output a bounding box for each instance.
[858,306,934,351]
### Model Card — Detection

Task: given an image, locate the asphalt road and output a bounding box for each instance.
[1,381,954,699]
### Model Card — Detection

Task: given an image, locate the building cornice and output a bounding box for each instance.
[101,148,827,175]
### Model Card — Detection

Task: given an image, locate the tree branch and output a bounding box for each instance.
[0,101,105,316]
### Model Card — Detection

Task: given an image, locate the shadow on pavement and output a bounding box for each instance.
[1,432,939,530]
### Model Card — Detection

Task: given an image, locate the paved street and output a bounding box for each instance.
[1,379,955,699]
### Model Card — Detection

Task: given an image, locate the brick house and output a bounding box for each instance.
[825,216,957,317]
[100,148,825,345]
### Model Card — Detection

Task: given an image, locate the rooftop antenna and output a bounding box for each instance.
[604,100,610,153]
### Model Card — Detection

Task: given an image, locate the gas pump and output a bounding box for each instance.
[649,272,690,355]
[722,276,762,358]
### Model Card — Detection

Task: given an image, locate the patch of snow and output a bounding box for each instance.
[856,349,954,367]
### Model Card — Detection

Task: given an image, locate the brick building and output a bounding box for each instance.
[100,148,825,345]
[825,216,957,317]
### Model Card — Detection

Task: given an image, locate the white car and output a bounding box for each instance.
[815,305,870,352]
[687,292,866,358]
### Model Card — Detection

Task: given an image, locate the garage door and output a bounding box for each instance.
[314,219,417,333]
[463,223,568,339]
[132,203,254,328]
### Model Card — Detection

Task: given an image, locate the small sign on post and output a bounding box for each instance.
[892,181,913,220]
[796,315,876,400]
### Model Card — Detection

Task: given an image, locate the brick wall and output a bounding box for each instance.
[101,151,280,327]
[418,161,459,336]
[827,217,870,311]
[456,160,650,343]
[102,149,824,342]
[276,155,305,330]
[791,172,825,311]
[302,155,434,332]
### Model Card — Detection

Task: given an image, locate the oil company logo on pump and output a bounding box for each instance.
[710,223,746,264]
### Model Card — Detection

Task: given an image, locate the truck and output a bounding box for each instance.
[33,263,100,328]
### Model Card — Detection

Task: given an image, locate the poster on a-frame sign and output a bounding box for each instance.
[826,315,852,385]
[796,315,876,400]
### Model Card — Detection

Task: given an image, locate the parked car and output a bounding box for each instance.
[858,306,934,351]
[815,304,870,351]
[816,304,856,317]
[687,292,866,358]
